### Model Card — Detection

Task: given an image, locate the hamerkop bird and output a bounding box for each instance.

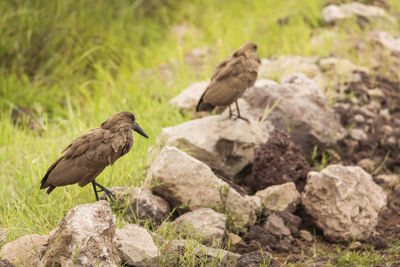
[196,42,261,120]
[40,111,148,201]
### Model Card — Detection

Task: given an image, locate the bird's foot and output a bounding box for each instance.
[92,181,116,201]
[234,115,249,122]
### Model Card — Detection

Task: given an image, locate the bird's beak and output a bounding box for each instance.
[133,121,149,139]
[256,54,261,64]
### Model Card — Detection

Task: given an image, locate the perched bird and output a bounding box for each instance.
[40,111,148,201]
[196,42,261,120]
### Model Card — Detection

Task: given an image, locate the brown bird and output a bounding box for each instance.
[196,42,261,120]
[40,111,148,201]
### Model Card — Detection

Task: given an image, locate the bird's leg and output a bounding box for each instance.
[228,105,233,118]
[92,181,115,201]
[234,100,249,122]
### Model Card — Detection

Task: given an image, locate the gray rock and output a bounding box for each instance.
[172,208,226,246]
[302,164,387,242]
[376,174,399,187]
[358,158,375,172]
[155,114,268,177]
[254,182,300,213]
[146,146,256,227]
[169,81,209,112]
[351,128,368,141]
[322,3,390,23]
[299,230,313,243]
[114,224,158,267]
[242,74,345,155]
[40,201,120,267]
[369,31,400,56]
[103,187,171,225]
[0,234,47,266]
[264,214,291,237]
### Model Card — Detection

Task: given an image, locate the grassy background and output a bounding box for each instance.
[1,0,399,265]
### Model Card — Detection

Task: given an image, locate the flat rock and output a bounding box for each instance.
[322,3,390,23]
[171,208,226,246]
[146,146,256,227]
[39,201,120,267]
[0,234,47,266]
[155,114,269,178]
[114,224,158,267]
[169,81,209,112]
[255,182,301,213]
[302,164,387,242]
[242,75,345,155]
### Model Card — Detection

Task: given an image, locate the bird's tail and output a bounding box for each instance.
[196,95,215,112]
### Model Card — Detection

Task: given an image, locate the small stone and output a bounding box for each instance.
[351,129,368,141]
[367,88,384,98]
[255,182,301,213]
[354,114,365,123]
[376,174,399,187]
[264,214,291,237]
[227,232,242,247]
[358,158,375,172]
[349,241,362,250]
[299,230,313,243]
[379,108,391,120]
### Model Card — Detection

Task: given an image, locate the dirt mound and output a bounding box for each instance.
[335,73,400,174]
[243,129,310,193]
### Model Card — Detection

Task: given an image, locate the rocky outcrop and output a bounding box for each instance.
[169,81,209,112]
[322,3,391,23]
[302,164,387,242]
[155,115,268,178]
[114,224,158,267]
[0,234,47,266]
[40,201,120,267]
[146,146,256,227]
[171,208,226,246]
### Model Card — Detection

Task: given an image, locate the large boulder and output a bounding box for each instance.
[302,164,387,242]
[171,208,226,246]
[155,115,269,178]
[40,201,120,267]
[255,182,301,213]
[146,146,256,227]
[114,224,158,267]
[169,81,209,112]
[0,234,47,266]
[322,3,391,23]
[242,75,346,155]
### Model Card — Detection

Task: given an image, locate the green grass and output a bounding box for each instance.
[1,0,400,265]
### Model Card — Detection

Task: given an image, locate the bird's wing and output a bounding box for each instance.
[210,56,233,81]
[45,128,132,187]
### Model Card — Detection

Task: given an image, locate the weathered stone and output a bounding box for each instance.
[322,3,390,23]
[351,128,368,141]
[227,232,242,247]
[102,187,171,225]
[169,81,209,111]
[299,230,313,243]
[0,234,47,266]
[358,158,375,172]
[264,214,291,237]
[302,164,387,242]
[376,174,399,187]
[255,182,301,213]
[0,259,15,267]
[172,208,226,246]
[349,241,362,250]
[369,31,400,56]
[114,224,158,267]
[276,211,302,236]
[40,201,120,267]
[155,115,268,178]
[242,74,345,155]
[146,146,256,227]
